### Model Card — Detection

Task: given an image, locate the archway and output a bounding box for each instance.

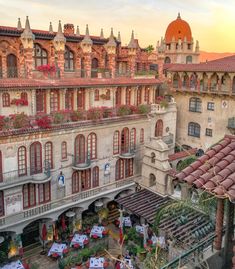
[164,57,171,64]
[91,58,99,78]
[7,54,17,78]
[155,119,163,137]
[149,173,156,187]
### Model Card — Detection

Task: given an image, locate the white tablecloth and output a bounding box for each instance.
[151,235,165,248]
[120,217,132,227]
[90,226,105,238]
[0,260,24,269]
[48,242,67,257]
[120,258,134,269]
[135,225,144,234]
[89,257,104,269]
[70,234,88,248]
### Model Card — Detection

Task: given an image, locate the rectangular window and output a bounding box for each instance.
[206,128,213,137]
[38,182,51,204]
[207,102,214,111]
[50,90,59,112]
[36,90,46,113]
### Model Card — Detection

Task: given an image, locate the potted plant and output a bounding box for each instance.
[138,104,150,114]
[53,112,65,124]
[11,113,30,129]
[36,115,52,129]
[117,105,132,116]
[87,107,103,121]
[70,110,84,122]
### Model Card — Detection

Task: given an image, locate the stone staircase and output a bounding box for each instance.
[108,208,120,224]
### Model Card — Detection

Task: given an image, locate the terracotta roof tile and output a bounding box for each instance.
[175,135,235,201]
[168,148,197,161]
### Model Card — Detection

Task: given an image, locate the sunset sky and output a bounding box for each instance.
[0,0,234,52]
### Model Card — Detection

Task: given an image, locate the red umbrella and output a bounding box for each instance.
[42,224,47,241]
[61,215,66,232]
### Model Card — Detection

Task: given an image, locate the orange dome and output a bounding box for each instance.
[165,13,192,44]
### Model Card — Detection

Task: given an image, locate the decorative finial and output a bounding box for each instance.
[58,20,62,34]
[49,22,53,33]
[25,16,31,32]
[81,24,93,46]
[117,31,121,42]
[100,28,104,38]
[177,12,181,19]
[128,30,137,49]
[17,18,22,30]
[85,24,90,36]
[76,26,80,36]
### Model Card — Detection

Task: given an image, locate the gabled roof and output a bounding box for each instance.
[164,55,235,73]
[176,135,235,201]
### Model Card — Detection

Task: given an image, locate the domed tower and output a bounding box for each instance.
[157,13,200,64]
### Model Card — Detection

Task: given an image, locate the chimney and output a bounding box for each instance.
[63,23,74,35]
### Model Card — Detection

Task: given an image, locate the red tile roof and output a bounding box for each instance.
[0,77,160,89]
[168,148,197,161]
[176,135,235,201]
[164,55,235,72]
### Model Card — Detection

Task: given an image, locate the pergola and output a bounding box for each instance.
[176,134,235,269]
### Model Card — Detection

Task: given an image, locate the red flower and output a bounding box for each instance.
[36,115,52,129]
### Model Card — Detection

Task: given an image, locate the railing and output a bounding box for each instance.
[72,155,92,170]
[162,133,174,145]
[160,234,216,269]
[119,148,136,158]
[0,177,136,228]
[0,166,51,187]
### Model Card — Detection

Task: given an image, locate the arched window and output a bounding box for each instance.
[65,90,73,110]
[91,58,99,78]
[61,141,67,160]
[0,151,2,182]
[50,90,60,112]
[18,146,27,176]
[113,131,120,155]
[190,73,197,90]
[151,152,155,164]
[23,183,36,209]
[125,159,133,177]
[34,43,48,67]
[137,87,142,105]
[116,88,121,106]
[115,159,124,180]
[149,174,156,186]
[20,92,28,101]
[0,191,4,216]
[94,89,99,101]
[186,55,192,64]
[72,172,79,193]
[173,73,180,88]
[155,120,163,137]
[130,128,136,151]
[64,46,74,71]
[75,135,85,164]
[189,97,201,112]
[38,182,51,204]
[106,89,111,100]
[144,87,150,103]
[182,74,189,88]
[126,88,131,105]
[36,90,46,113]
[2,92,10,107]
[164,57,171,64]
[30,142,42,175]
[92,166,99,187]
[45,142,53,169]
[188,122,200,138]
[7,54,18,78]
[140,128,144,144]
[81,170,91,191]
[121,127,129,154]
[77,89,85,109]
[87,133,97,160]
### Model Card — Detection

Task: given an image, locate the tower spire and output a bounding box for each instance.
[100,28,104,38]
[76,26,80,36]
[117,31,121,42]
[128,30,137,49]
[17,18,22,30]
[49,22,53,33]
[177,12,181,19]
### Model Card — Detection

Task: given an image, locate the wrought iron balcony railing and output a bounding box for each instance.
[0,166,51,188]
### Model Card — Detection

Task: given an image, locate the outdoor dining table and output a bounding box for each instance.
[89,257,104,269]
[0,260,25,269]
[135,225,144,234]
[90,225,105,238]
[70,234,88,248]
[48,242,67,257]
[120,216,132,227]
[120,258,134,269]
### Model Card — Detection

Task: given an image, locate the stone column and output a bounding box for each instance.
[74,89,78,110]
[23,48,34,78]
[1,53,7,78]
[108,54,116,78]
[214,198,224,250]
[60,89,66,110]
[83,53,91,78]
[31,89,36,115]
[55,51,65,78]
[128,55,136,78]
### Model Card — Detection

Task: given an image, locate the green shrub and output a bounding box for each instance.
[138,104,150,114]
[117,105,132,116]
[177,156,197,171]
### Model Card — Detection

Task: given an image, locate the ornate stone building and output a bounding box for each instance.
[0,16,177,251]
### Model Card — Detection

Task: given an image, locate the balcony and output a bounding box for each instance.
[0,67,27,79]
[0,167,51,189]
[119,148,135,159]
[72,157,91,171]
[162,133,174,146]
[0,177,136,229]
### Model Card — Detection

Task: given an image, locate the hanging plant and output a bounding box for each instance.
[11,98,28,106]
